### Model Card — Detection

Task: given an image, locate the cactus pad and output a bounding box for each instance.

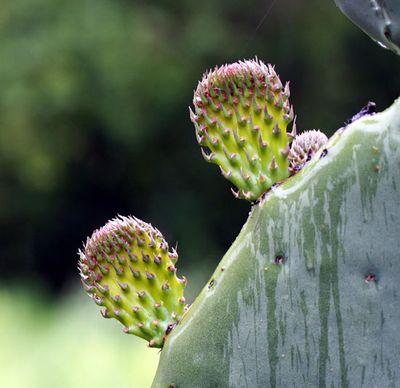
[153,98,400,386]
[79,216,187,348]
[190,58,295,201]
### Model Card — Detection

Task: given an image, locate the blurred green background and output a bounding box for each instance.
[0,0,399,386]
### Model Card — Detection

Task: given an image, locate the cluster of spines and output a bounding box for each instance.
[79,216,187,348]
[190,58,296,201]
[288,129,328,171]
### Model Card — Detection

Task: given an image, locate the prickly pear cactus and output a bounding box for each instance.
[334,0,400,55]
[152,98,400,386]
[190,59,295,201]
[79,216,187,348]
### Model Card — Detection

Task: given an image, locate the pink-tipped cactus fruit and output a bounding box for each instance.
[79,216,187,348]
[190,59,296,201]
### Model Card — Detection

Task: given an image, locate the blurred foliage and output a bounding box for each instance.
[0,287,159,387]
[0,0,399,296]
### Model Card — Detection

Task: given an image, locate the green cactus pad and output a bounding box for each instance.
[79,216,187,348]
[153,98,400,386]
[190,58,295,201]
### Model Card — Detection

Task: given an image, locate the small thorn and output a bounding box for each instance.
[283,82,290,98]
[95,283,109,295]
[289,119,297,139]
[136,237,145,247]
[101,308,110,318]
[162,282,170,291]
[168,250,178,262]
[274,94,284,109]
[189,107,198,123]
[222,127,231,138]
[201,148,213,163]
[263,107,273,123]
[179,297,186,304]
[258,173,267,184]
[167,264,176,272]
[229,153,239,166]
[142,253,150,263]
[137,291,147,299]
[239,167,250,182]
[129,266,141,278]
[146,271,155,280]
[93,295,105,306]
[116,255,126,265]
[280,146,290,157]
[153,255,162,265]
[111,294,121,303]
[219,166,232,179]
[98,264,110,275]
[132,305,141,313]
[269,157,278,171]
[265,88,274,103]
[243,191,253,200]
[115,266,125,276]
[272,123,281,135]
[128,252,138,262]
[230,188,240,198]
[160,241,168,252]
[258,133,268,149]
[288,105,294,121]
[117,281,129,292]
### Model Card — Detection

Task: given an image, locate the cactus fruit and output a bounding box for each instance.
[288,129,328,171]
[334,0,400,55]
[78,216,187,348]
[190,58,295,201]
[153,98,400,386]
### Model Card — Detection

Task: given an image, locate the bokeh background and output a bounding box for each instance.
[1,0,399,386]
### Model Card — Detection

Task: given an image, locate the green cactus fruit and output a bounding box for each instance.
[190,58,295,201]
[79,215,187,348]
[288,129,328,171]
[153,98,400,386]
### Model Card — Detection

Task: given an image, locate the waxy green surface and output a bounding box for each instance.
[153,98,400,387]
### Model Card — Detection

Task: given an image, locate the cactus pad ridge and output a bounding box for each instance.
[288,129,328,171]
[79,215,187,348]
[191,58,295,201]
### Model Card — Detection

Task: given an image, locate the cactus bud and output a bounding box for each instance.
[288,129,328,171]
[191,58,295,201]
[78,215,187,348]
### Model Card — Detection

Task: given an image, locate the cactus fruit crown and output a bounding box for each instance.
[79,216,187,348]
[190,58,328,201]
